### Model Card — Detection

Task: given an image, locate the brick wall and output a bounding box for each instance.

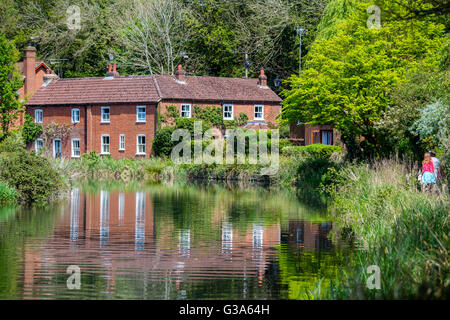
[27,103,157,159]
[159,100,281,127]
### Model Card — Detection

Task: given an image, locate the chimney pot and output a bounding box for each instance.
[175,64,186,82]
[258,68,267,87]
[106,63,119,78]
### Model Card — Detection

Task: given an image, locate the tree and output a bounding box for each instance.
[112,0,194,75]
[281,1,446,158]
[0,33,24,141]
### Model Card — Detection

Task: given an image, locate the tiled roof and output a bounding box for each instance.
[155,75,282,103]
[27,76,161,106]
[26,74,281,106]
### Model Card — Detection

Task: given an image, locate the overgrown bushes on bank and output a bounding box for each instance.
[0,135,64,204]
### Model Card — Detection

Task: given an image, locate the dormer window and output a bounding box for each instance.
[35,109,43,123]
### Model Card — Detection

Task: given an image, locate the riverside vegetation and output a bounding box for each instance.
[52,141,448,299]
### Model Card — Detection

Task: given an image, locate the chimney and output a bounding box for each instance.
[106,63,119,78]
[175,64,186,83]
[258,69,267,87]
[23,46,36,95]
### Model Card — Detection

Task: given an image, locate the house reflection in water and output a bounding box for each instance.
[21,188,336,298]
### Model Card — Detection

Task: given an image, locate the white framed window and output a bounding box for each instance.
[181,104,191,118]
[254,105,264,120]
[35,138,44,153]
[101,135,110,154]
[71,108,80,123]
[71,139,81,157]
[101,107,110,123]
[136,135,146,155]
[35,109,43,123]
[136,106,146,122]
[119,134,125,151]
[223,104,234,120]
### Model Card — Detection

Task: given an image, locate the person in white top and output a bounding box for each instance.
[429,150,440,182]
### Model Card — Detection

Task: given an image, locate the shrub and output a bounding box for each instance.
[0,150,64,203]
[0,182,18,207]
[0,133,25,153]
[302,144,342,159]
[279,139,293,151]
[280,144,342,159]
[153,127,176,157]
[175,117,211,135]
[22,113,43,144]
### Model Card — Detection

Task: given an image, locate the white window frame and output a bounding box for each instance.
[254,105,264,120]
[53,138,61,159]
[223,104,234,120]
[119,134,125,151]
[136,134,146,155]
[101,134,110,154]
[71,108,80,124]
[35,109,43,123]
[101,107,110,123]
[71,138,81,158]
[180,104,191,118]
[136,105,146,123]
[35,138,44,153]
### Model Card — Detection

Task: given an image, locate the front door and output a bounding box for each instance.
[53,139,61,158]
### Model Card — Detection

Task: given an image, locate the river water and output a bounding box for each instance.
[0,182,347,299]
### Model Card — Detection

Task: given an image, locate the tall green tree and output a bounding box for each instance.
[0,34,24,141]
[281,0,446,158]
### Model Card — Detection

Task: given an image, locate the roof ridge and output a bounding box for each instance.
[152,76,163,100]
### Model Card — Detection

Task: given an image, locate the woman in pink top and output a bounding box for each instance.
[421,153,436,185]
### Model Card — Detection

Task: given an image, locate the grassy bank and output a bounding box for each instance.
[57,144,341,187]
[328,160,449,299]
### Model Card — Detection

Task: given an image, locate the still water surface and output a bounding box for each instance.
[0,183,347,299]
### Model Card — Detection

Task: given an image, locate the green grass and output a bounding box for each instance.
[0,182,18,207]
[329,160,449,299]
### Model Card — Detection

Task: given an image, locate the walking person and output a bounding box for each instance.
[429,150,440,182]
[421,153,436,193]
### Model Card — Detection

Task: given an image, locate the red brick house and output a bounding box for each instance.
[26,53,281,159]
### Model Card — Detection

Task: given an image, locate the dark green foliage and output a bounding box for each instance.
[0,133,25,153]
[175,118,211,135]
[22,114,43,144]
[193,105,223,127]
[281,144,342,158]
[0,150,64,204]
[0,33,23,140]
[153,127,176,157]
[0,182,18,207]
